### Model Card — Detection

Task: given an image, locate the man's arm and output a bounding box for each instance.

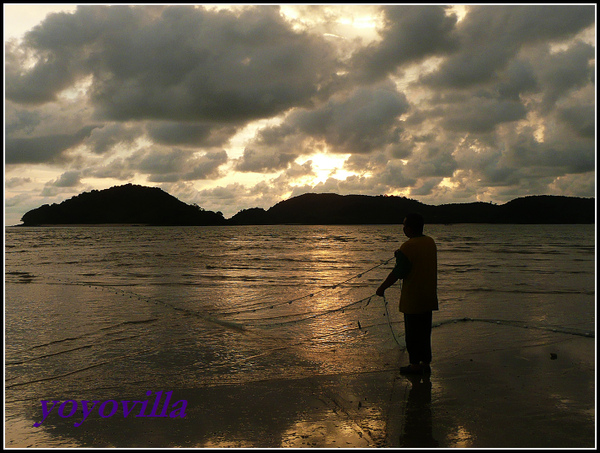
[376,249,412,296]
[376,271,399,296]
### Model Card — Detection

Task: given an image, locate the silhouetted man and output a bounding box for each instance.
[377,213,438,374]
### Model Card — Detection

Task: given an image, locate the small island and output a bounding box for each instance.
[19,184,595,226]
[20,184,226,226]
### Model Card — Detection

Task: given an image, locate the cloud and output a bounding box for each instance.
[557,103,595,139]
[531,40,595,112]
[236,83,411,172]
[5,177,33,189]
[7,5,340,124]
[146,121,238,148]
[131,147,228,182]
[289,83,411,154]
[49,170,82,187]
[235,146,299,173]
[421,5,595,89]
[438,96,528,134]
[5,125,98,164]
[5,107,43,136]
[3,5,596,226]
[350,5,459,83]
[86,123,143,155]
[504,128,595,175]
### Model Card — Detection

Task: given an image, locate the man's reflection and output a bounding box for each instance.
[399,374,438,447]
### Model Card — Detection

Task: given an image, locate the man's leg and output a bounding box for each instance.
[416,311,432,366]
[403,313,420,365]
[402,312,432,374]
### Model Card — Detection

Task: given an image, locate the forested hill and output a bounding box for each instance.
[20,184,226,226]
[20,184,595,226]
[231,193,595,225]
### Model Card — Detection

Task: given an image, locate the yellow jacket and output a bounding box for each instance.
[392,235,438,314]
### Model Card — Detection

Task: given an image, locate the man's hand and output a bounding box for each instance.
[377,270,399,297]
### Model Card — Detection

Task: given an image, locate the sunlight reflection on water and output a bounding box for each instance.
[5,224,595,447]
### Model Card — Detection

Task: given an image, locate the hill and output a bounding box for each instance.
[230,193,595,225]
[20,184,226,226]
[20,185,595,226]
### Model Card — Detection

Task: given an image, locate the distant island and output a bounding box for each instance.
[19,183,595,226]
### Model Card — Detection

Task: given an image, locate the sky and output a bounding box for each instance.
[4,4,597,225]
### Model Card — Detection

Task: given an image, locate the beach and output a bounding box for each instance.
[6,319,595,448]
[5,224,596,448]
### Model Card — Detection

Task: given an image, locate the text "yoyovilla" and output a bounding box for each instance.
[34,390,187,427]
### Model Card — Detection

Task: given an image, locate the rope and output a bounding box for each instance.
[383,294,403,347]
[36,254,411,357]
[212,257,395,317]
[249,295,376,327]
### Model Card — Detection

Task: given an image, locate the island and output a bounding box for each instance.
[20,184,226,226]
[19,184,595,226]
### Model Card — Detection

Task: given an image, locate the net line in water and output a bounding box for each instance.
[6,259,595,392]
[37,255,400,333]
[210,257,395,317]
[31,251,597,343]
[44,276,404,346]
[6,258,408,392]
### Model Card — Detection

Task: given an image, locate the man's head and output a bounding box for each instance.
[403,213,424,238]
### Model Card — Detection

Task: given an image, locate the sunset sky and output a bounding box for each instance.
[4,4,596,225]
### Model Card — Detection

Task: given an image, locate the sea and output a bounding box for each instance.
[4,223,596,447]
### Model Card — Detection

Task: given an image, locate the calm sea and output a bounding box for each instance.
[4,224,595,445]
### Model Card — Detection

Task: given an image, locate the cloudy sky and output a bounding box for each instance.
[4,4,596,225]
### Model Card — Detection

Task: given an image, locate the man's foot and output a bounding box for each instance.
[399,364,424,375]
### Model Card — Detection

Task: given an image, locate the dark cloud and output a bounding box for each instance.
[438,97,528,134]
[5,177,33,188]
[495,59,538,101]
[505,129,595,175]
[7,5,340,125]
[87,158,136,181]
[404,144,458,179]
[377,160,416,189]
[236,83,411,172]
[86,123,144,155]
[344,152,389,174]
[5,106,43,136]
[283,161,315,179]
[531,40,595,112]
[50,170,82,187]
[5,125,98,164]
[3,5,596,225]
[421,5,595,89]
[557,104,595,139]
[131,147,228,182]
[5,40,82,105]
[235,147,299,173]
[147,122,237,148]
[350,5,459,83]
[289,84,411,154]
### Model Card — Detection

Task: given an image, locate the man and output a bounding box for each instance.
[376,213,438,375]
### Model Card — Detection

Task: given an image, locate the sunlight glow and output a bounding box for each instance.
[337,15,378,29]
[300,153,354,184]
[57,75,93,101]
[386,188,411,198]
[439,177,459,190]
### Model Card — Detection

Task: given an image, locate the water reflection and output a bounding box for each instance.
[397,374,439,448]
[7,372,393,448]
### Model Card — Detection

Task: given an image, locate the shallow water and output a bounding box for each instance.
[4,224,595,446]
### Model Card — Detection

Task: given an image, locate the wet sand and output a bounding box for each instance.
[5,321,595,448]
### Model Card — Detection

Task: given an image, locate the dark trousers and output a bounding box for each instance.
[404,312,433,365]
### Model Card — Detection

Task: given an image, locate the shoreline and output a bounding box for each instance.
[6,322,595,448]
[8,221,597,228]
